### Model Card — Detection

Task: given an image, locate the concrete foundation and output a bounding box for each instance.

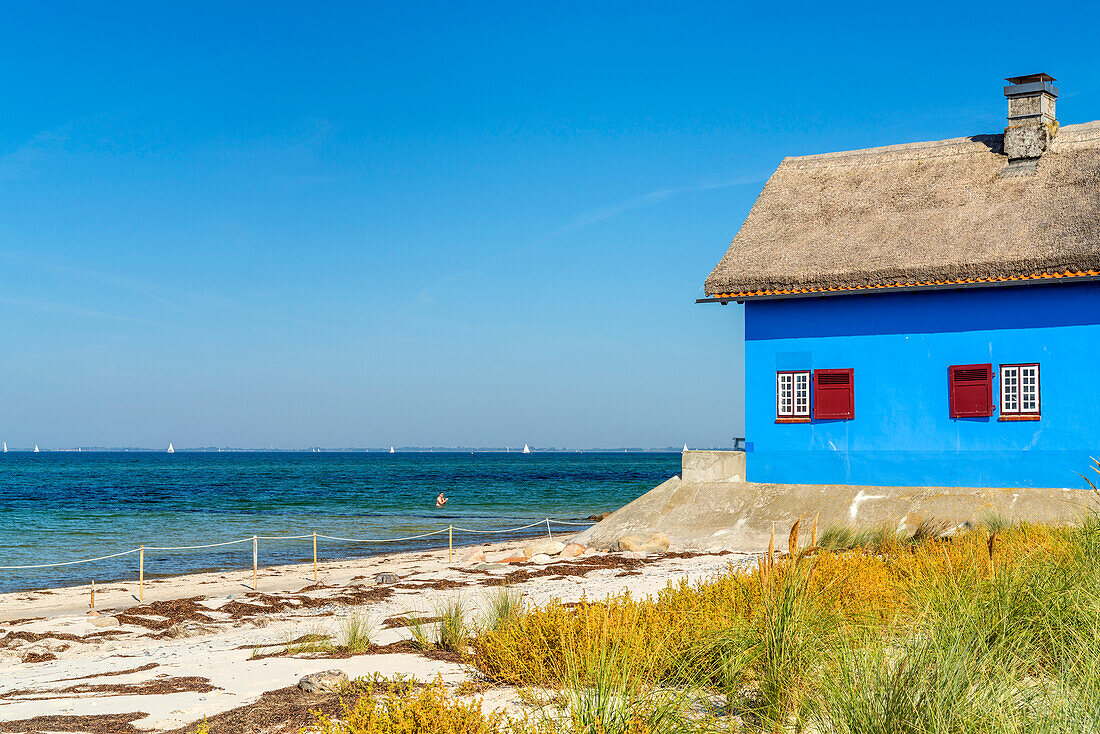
[574,450,1098,552]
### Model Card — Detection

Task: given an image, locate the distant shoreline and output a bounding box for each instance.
[0,447,694,453]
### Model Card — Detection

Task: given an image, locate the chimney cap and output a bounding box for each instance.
[1006,73,1057,84]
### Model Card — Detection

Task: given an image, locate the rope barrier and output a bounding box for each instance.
[143,538,256,551]
[449,520,549,534]
[0,518,597,572]
[315,528,451,543]
[0,547,141,570]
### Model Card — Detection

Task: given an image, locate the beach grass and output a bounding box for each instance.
[309,677,521,734]
[339,611,379,654]
[436,596,470,653]
[463,513,1100,732]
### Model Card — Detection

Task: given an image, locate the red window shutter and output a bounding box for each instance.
[949,364,994,418]
[813,369,854,420]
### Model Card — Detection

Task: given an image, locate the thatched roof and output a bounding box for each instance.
[704,121,1100,299]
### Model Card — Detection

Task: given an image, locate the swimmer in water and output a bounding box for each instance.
[436,492,448,508]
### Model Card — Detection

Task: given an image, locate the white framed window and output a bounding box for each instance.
[1000,363,1040,417]
[777,371,811,419]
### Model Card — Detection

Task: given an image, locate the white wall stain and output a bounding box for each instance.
[849,489,886,520]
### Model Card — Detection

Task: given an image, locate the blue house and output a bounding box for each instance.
[703,74,1100,490]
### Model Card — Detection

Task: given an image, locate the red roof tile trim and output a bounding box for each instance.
[708,270,1100,300]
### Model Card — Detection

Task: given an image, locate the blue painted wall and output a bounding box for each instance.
[744,282,1100,489]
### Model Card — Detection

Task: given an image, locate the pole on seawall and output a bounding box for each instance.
[139,546,144,602]
[313,532,318,584]
[252,536,258,591]
[448,525,453,563]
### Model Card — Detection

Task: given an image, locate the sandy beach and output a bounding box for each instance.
[0,534,750,733]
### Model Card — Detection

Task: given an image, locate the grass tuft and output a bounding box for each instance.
[339,611,378,654]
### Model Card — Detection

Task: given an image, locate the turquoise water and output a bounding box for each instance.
[0,452,678,592]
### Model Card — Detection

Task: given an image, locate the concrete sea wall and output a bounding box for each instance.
[574,450,1098,551]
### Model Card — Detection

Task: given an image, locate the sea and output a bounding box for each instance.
[0,451,680,593]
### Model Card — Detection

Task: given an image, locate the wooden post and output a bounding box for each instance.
[90,580,95,609]
[448,525,453,563]
[139,546,144,602]
[313,532,318,584]
[252,536,258,591]
[546,518,552,539]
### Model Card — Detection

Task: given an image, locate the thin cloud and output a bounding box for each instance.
[0,295,167,328]
[0,250,194,317]
[409,171,769,305]
[548,172,769,239]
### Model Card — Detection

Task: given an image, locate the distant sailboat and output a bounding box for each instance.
[522,443,531,454]
[33,444,39,453]
[2,442,6,453]
[167,443,175,454]
[390,446,395,454]
[683,443,689,452]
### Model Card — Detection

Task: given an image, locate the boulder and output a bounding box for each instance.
[462,550,487,563]
[164,621,215,639]
[298,669,349,694]
[374,573,400,584]
[559,542,585,558]
[523,540,565,559]
[494,553,527,564]
[529,553,554,564]
[91,616,121,628]
[473,563,495,571]
[614,533,670,554]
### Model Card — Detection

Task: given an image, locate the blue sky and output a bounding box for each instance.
[2,2,1099,449]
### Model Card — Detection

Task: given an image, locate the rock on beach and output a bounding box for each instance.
[523,540,565,559]
[298,670,349,694]
[559,542,585,558]
[614,533,670,554]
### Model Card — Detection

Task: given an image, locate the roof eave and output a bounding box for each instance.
[697,272,1100,304]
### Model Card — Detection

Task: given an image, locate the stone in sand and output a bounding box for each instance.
[523,540,565,559]
[529,553,554,564]
[473,562,495,571]
[559,542,585,558]
[375,573,400,584]
[298,669,349,694]
[92,616,121,628]
[622,551,650,560]
[495,553,526,563]
[462,549,487,563]
[165,621,215,639]
[615,533,670,554]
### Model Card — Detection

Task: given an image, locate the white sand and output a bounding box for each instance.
[0,537,751,731]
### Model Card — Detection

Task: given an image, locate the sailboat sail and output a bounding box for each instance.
[390,446,395,454]
[2,442,6,453]
[33,444,39,453]
[683,443,688,452]
[522,443,531,454]
[167,443,175,454]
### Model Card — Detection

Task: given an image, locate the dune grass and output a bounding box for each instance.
[465,514,1100,733]
[309,677,520,734]
[339,611,379,654]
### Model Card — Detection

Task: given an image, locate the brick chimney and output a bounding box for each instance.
[1003,73,1058,161]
